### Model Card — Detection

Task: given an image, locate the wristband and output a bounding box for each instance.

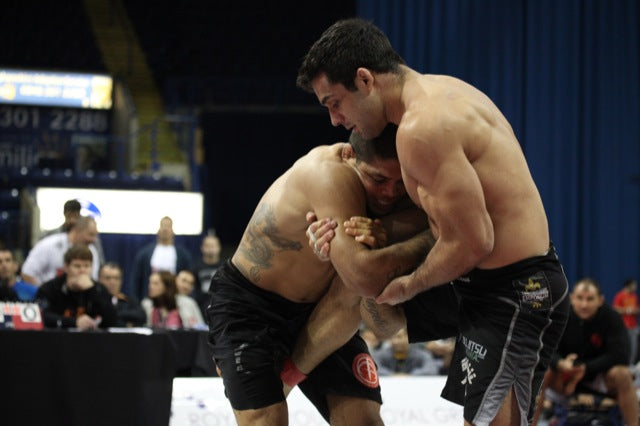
[280,358,307,387]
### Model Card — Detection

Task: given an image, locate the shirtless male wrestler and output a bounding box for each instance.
[296,18,570,426]
[207,124,431,425]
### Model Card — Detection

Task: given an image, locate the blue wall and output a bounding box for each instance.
[357,0,640,300]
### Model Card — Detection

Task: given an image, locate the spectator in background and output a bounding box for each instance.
[192,233,222,314]
[130,216,192,301]
[424,338,456,374]
[35,245,117,330]
[22,216,101,285]
[373,327,443,376]
[141,271,204,329]
[39,199,81,237]
[613,278,639,364]
[175,269,208,319]
[175,269,196,297]
[0,248,37,301]
[533,277,637,426]
[39,199,105,265]
[99,262,146,327]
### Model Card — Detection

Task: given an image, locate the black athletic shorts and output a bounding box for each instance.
[441,244,569,426]
[207,260,382,420]
[404,282,460,344]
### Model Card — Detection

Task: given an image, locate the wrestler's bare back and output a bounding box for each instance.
[398,73,549,269]
[231,144,350,303]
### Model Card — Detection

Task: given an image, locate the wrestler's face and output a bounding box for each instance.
[311,73,387,140]
[570,282,604,320]
[354,157,406,215]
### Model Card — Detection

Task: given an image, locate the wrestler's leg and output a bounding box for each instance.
[326,394,384,426]
[233,401,288,426]
[484,388,521,426]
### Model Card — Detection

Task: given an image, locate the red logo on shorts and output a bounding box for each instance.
[352,353,379,388]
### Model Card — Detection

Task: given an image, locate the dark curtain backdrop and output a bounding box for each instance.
[357,0,640,300]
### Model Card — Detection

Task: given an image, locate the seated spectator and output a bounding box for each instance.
[424,338,455,374]
[175,269,209,319]
[99,262,146,327]
[0,248,37,301]
[533,277,638,426]
[22,216,101,285]
[373,327,443,376]
[130,216,192,301]
[175,269,196,297]
[39,199,106,265]
[141,271,204,329]
[0,280,18,301]
[35,245,117,330]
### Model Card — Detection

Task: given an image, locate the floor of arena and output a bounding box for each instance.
[171,376,462,425]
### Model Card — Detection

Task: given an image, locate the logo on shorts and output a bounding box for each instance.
[352,353,379,388]
[461,336,487,361]
[461,357,477,386]
[514,274,552,312]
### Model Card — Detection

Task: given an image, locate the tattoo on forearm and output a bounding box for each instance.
[363,299,391,333]
[238,203,302,282]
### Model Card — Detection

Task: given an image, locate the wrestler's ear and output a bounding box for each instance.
[342,144,356,160]
[355,67,374,91]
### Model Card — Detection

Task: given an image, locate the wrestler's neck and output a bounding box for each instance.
[377,65,416,124]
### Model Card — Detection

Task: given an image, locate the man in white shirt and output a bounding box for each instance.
[22,216,101,285]
[129,216,192,301]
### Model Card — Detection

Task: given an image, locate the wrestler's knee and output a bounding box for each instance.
[326,395,383,426]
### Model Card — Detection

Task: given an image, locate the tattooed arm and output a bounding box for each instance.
[308,163,431,298]
[235,203,303,284]
[359,298,406,340]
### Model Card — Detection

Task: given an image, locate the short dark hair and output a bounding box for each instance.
[64,244,93,264]
[623,278,637,289]
[63,199,81,214]
[349,124,398,163]
[297,18,405,92]
[99,262,122,275]
[0,248,16,263]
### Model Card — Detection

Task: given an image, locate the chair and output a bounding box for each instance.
[544,388,623,426]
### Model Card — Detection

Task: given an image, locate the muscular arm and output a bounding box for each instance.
[308,163,430,298]
[360,298,406,340]
[377,117,494,304]
[287,164,428,379]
